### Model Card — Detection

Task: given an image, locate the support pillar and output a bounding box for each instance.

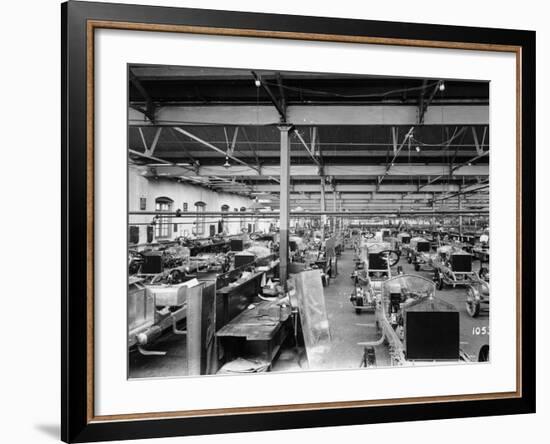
[278,125,293,290]
[320,176,326,240]
[458,188,463,236]
[431,199,436,240]
[332,189,337,233]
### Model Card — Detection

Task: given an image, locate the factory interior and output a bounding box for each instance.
[127,66,490,377]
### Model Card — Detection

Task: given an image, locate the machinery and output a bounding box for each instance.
[350,240,401,314]
[432,245,487,290]
[128,249,144,275]
[363,241,401,276]
[472,243,490,281]
[350,279,377,314]
[128,276,197,355]
[130,243,230,279]
[395,232,411,252]
[405,237,434,271]
[358,274,471,366]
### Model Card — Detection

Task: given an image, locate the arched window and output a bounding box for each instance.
[155,197,173,239]
[195,201,206,236]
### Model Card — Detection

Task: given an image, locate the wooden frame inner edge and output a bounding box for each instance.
[85,19,523,423]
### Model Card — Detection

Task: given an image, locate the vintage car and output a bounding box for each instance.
[432,245,487,290]
[405,237,434,271]
[357,274,473,366]
[350,241,401,314]
[395,231,412,252]
[359,274,470,365]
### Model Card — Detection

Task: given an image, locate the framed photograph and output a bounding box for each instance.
[62,1,535,442]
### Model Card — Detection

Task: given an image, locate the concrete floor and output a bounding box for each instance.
[273,249,489,372]
[129,248,489,378]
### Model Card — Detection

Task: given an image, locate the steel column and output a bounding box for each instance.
[458,191,463,235]
[320,177,326,240]
[332,189,337,232]
[278,125,293,290]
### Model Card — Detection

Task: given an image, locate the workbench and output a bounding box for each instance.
[216,261,280,327]
[216,300,291,369]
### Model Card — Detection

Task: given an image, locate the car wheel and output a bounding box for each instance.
[466,287,481,317]
[478,345,490,362]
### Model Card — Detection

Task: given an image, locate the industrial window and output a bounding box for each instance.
[182,202,188,212]
[139,197,146,210]
[155,197,173,239]
[195,201,206,236]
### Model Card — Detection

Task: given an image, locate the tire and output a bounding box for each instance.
[466,287,481,317]
[378,250,400,267]
[466,300,480,317]
[478,345,490,362]
[169,269,184,283]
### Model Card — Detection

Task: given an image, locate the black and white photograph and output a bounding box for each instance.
[0,0,543,442]
[127,65,490,378]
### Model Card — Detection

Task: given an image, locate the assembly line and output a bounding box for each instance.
[126,66,490,377]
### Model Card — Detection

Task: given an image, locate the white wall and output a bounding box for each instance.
[129,165,258,242]
[1,1,547,444]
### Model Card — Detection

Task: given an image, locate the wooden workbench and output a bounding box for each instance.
[216,300,291,369]
[216,261,280,328]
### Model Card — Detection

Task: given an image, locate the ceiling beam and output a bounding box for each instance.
[378,126,414,189]
[148,127,162,156]
[418,81,442,124]
[251,71,286,122]
[142,163,488,178]
[129,104,489,126]
[294,129,321,167]
[172,127,259,172]
[129,70,155,123]
[156,149,481,159]
[253,183,463,193]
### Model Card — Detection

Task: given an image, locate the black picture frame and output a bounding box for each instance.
[62,1,536,442]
